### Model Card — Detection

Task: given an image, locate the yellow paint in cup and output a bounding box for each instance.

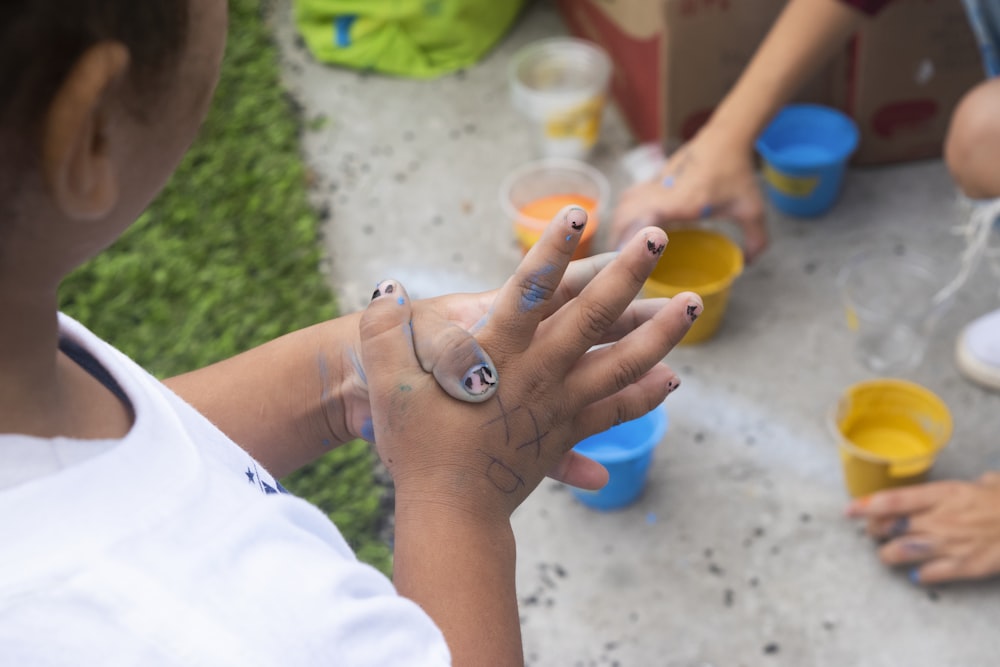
[829,379,952,498]
[641,229,744,344]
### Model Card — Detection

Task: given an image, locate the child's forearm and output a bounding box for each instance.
[704,0,866,147]
[164,313,366,477]
[392,500,523,666]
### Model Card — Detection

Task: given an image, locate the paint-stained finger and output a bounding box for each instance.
[483,205,588,355]
[412,313,498,403]
[878,535,937,566]
[358,280,425,430]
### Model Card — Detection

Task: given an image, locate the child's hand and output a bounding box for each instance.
[358,206,701,522]
[846,473,1000,585]
[340,252,660,492]
[611,132,768,261]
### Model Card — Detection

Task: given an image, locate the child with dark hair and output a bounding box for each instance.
[0,1,700,664]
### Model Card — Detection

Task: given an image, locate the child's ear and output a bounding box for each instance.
[42,41,130,221]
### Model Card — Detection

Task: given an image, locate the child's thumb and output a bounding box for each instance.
[412,313,498,403]
[359,279,421,399]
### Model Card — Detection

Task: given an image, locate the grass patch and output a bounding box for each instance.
[59,0,391,574]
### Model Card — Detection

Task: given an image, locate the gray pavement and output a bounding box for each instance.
[272,1,1000,664]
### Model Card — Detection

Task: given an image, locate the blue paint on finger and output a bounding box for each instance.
[888,516,910,539]
[662,175,675,188]
[908,567,921,585]
[348,347,367,385]
[405,321,415,353]
[361,418,375,442]
[700,204,713,218]
[519,264,556,312]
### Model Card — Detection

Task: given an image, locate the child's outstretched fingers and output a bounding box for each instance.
[532,226,679,377]
[565,287,701,410]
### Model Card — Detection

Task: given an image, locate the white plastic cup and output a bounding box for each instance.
[836,246,954,374]
[509,37,612,160]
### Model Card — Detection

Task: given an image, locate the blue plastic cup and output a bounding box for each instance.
[755,104,859,218]
[569,405,668,511]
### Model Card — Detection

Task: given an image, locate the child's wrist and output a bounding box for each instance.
[394,483,515,531]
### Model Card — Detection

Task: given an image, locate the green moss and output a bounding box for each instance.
[59,0,391,575]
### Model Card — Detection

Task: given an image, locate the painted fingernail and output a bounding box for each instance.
[908,567,921,585]
[566,206,588,232]
[666,377,681,394]
[463,363,497,396]
[645,233,666,256]
[686,298,704,322]
[662,175,675,188]
[371,279,397,301]
[700,204,713,219]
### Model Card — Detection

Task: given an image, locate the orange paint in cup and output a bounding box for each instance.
[515,194,599,260]
[499,159,609,261]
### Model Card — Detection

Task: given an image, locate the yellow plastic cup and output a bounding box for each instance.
[829,379,953,498]
[641,229,744,344]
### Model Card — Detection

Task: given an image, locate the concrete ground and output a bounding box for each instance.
[271,1,1000,664]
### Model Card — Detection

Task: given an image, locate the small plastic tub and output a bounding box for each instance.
[570,405,668,511]
[755,104,860,217]
[499,158,609,260]
[642,229,744,344]
[509,37,612,159]
[829,379,953,498]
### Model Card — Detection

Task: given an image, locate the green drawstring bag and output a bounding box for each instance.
[293,0,527,79]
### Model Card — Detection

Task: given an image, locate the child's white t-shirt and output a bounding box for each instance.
[0,314,451,666]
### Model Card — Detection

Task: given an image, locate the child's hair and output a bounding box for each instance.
[0,1,189,210]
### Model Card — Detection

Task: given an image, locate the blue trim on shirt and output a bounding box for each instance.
[59,337,131,408]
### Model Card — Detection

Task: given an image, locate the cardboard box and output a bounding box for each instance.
[554,0,663,143]
[836,0,984,164]
[661,0,836,153]
[555,0,834,150]
[557,0,985,165]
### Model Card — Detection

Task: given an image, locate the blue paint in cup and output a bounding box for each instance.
[755,104,859,218]
[570,405,668,511]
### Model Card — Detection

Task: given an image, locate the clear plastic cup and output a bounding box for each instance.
[836,246,954,374]
[509,37,612,159]
[499,158,609,260]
